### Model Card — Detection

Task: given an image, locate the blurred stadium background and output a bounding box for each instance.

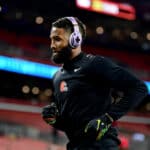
[0,0,150,149]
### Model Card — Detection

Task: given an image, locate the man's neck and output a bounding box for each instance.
[70,47,82,60]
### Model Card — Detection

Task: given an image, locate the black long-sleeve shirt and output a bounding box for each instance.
[52,52,148,140]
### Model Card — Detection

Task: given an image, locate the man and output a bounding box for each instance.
[41,16,148,150]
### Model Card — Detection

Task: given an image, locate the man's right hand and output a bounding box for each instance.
[41,102,59,125]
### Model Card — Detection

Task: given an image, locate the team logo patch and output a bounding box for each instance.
[60,81,68,92]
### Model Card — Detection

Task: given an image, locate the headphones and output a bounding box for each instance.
[66,17,82,48]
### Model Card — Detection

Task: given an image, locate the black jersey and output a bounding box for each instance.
[52,52,148,140]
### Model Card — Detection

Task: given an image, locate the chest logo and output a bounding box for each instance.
[74,67,81,72]
[60,81,68,92]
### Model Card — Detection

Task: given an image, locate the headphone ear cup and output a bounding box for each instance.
[69,31,82,48]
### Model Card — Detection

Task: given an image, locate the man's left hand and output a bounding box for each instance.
[84,114,113,140]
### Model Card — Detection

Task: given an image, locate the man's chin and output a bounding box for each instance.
[50,46,72,64]
[51,55,65,64]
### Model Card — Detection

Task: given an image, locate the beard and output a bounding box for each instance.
[50,45,72,64]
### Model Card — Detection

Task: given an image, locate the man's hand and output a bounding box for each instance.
[41,102,59,125]
[84,113,113,140]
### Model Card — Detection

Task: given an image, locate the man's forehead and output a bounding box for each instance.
[50,27,70,38]
[50,27,65,35]
[51,27,58,32]
[50,27,61,38]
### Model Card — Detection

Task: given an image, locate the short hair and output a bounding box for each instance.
[52,16,86,40]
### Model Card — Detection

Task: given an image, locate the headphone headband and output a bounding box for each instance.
[66,17,78,25]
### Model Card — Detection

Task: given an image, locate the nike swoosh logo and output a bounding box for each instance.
[74,67,81,72]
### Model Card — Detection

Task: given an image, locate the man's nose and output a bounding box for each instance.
[50,40,55,49]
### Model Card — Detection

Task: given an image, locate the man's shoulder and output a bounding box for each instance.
[83,53,96,61]
[84,53,104,62]
[80,53,104,70]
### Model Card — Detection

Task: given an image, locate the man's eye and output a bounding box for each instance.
[55,38,61,42]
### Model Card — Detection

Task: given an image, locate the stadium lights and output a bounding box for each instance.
[0,55,59,79]
[0,6,2,12]
[144,81,150,94]
[0,55,150,94]
[76,0,136,20]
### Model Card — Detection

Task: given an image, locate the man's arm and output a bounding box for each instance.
[41,71,66,131]
[92,56,148,121]
[84,56,148,140]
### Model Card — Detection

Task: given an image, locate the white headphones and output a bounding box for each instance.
[66,17,82,48]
